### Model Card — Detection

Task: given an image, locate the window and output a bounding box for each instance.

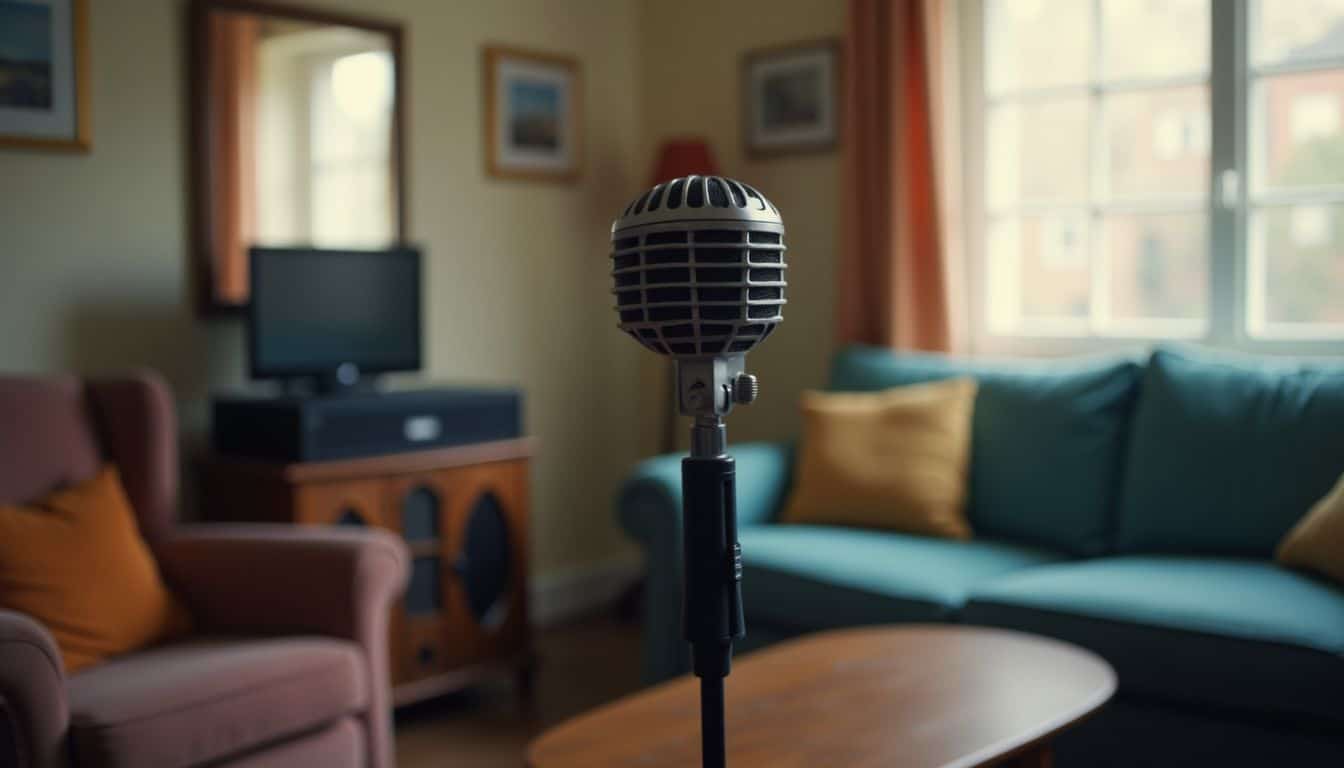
[1247,0,1344,340]
[966,0,1344,352]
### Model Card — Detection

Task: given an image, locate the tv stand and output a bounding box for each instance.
[197,438,536,707]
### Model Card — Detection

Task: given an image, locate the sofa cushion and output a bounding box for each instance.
[222,717,364,768]
[963,556,1344,723]
[67,636,367,768]
[740,524,1067,630]
[829,345,1140,556]
[782,380,977,539]
[1117,348,1344,557]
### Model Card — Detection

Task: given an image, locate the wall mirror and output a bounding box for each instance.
[191,0,406,310]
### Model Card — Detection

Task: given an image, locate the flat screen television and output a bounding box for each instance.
[248,246,421,389]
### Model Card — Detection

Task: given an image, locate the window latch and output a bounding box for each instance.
[1219,170,1240,211]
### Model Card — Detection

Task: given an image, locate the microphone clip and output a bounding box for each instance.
[675,354,759,420]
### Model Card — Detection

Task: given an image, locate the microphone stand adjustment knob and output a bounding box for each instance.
[732,374,759,405]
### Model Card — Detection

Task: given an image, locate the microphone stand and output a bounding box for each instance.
[677,357,751,768]
[684,415,742,768]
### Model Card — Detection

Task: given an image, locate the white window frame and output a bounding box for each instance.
[960,0,1344,357]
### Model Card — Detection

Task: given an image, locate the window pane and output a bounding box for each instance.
[1103,86,1209,200]
[1249,204,1344,337]
[1103,212,1208,324]
[1255,70,1344,191]
[1254,0,1344,66]
[987,99,1090,208]
[987,213,1091,331]
[1102,0,1208,81]
[986,0,1091,94]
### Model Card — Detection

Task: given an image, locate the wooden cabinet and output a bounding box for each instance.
[198,439,534,706]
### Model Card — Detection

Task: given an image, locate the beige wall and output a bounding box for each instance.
[0,0,842,583]
[0,0,647,580]
[639,0,844,447]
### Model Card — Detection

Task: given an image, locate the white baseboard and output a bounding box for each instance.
[529,555,643,627]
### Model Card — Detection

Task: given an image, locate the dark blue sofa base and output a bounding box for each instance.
[1054,695,1344,768]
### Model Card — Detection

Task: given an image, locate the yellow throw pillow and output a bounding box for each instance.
[1277,472,1344,586]
[781,378,978,539]
[0,466,190,673]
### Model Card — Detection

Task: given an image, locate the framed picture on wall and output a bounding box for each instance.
[0,0,90,151]
[483,45,581,182]
[742,39,839,158]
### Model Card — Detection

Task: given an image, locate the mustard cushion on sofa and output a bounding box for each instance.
[1278,472,1344,586]
[781,378,977,539]
[0,466,189,672]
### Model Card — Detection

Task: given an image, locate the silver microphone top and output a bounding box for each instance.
[610,175,786,360]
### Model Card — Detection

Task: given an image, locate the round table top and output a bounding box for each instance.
[527,626,1116,768]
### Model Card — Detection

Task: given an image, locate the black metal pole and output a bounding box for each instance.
[682,420,745,768]
[699,675,726,768]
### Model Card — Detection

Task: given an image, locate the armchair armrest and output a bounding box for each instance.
[0,610,68,768]
[157,524,408,639]
[616,441,793,681]
[157,524,408,768]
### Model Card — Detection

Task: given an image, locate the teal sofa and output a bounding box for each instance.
[618,345,1344,767]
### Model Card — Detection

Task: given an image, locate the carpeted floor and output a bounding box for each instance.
[395,613,644,767]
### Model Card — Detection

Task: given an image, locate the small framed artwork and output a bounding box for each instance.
[742,39,839,158]
[483,45,581,182]
[0,0,90,151]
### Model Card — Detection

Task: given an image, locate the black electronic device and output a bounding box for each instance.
[249,246,421,393]
[212,387,522,462]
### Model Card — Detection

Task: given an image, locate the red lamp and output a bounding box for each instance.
[650,138,718,185]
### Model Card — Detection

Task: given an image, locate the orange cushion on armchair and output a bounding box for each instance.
[0,465,189,673]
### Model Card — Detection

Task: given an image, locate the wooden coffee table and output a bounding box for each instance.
[528,626,1115,768]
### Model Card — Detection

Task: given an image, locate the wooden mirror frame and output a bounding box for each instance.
[189,0,408,314]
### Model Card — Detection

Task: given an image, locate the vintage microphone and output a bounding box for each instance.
[609,175,786,768]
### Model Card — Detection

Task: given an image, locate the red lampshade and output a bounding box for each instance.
[650,138,718,185]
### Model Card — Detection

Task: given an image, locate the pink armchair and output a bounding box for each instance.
[0,372,409,768]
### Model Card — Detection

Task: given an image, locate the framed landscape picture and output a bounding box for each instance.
[483,45,581,182]
[0,0,89,151]
[742,39,839,157]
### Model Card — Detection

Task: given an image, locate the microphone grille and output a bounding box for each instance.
[615,176,783,228]
[611,176,786,358]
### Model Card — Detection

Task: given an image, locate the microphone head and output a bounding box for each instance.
[610,175,786,359]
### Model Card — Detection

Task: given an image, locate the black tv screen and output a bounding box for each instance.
[249,247,421,378]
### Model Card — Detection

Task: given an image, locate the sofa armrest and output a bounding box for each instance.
[618,441,794,543]
[0,610,68,768]
[157,524,408,768]
[616,441,793,681]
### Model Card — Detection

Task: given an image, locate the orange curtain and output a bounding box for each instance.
[208,13,259,304]
[839,0,962,352]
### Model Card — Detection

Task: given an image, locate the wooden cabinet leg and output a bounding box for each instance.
[516,655,538,709]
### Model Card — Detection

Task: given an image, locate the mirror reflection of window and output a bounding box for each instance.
[311,50,394,247]
[254,25,394,249]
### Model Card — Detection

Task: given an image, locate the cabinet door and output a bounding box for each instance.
[294,480,386,528]
[440,459,530,666]
[384,473,456,684]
